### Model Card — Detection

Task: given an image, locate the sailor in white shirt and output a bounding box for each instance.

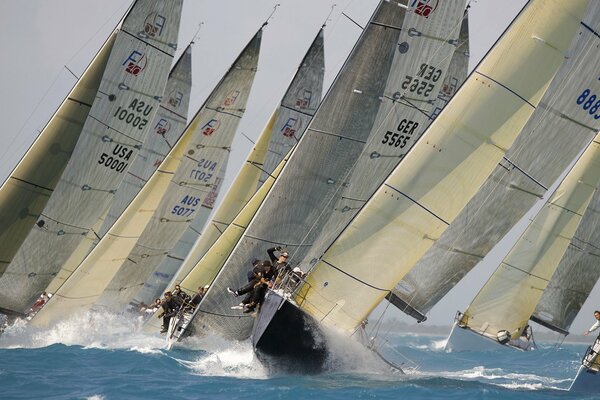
[583,310,600,336]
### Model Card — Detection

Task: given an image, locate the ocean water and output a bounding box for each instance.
[0,311,597,400]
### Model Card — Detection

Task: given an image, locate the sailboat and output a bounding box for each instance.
[43,42,193,297]
[251,0,586,370]
[178,0,467,364]
[144,24,326,341]
[388,0,600,327]
[91,28,263,313]
[446,134,600,352]
[145,26,326,307]
[28,26,263,327]
[0,0,183,317]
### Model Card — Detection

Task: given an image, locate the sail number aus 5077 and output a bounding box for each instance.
[576,89,600,119]
[382,119,419,148]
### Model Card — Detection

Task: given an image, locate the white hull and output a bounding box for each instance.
[166,311,195,350]
[569,365,600,392]
[445,322,531,352]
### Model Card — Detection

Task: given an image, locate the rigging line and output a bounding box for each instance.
[197,308,253,319]
[342,12,364,30]
[322,3,337,28]
[64,65,79,80]
[10,177,55,193]
[321,260,389,292]
[240,131,255,145]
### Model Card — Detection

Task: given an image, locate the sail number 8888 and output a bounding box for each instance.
[576,89,600,119]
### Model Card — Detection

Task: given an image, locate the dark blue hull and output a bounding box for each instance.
[251,290,327,373]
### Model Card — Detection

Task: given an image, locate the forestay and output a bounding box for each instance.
[0,0,183,315]
[298,0,587,333]
[91,30,262,312]
[390,1,600,320]
[460,136,600,339]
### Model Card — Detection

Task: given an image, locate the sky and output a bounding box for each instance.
[0,0,598,335]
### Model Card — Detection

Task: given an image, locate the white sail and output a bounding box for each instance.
[190,0,468,341]
[169,28,325,289]
[0,31,116,283]
[297,0,588,333]
[42,44,193,296]
[0,0,183,315]
[532,188,600,334]
[459,136,600,341]
[143,152,291,333]
[130,159,228,307]
[91,30,262,313]
[390,1,600,322]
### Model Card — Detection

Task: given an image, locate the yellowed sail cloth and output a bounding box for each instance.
[298,0,588,333]
[460,136,600,340]
[0,31,116,279]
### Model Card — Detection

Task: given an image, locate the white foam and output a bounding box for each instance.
[0,310,165,352]
[177,334,268,379]
[84,395,105,400]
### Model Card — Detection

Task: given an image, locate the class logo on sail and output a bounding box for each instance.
[123,51,147,76]
[296,88,313,109]
[168,90,184,108]
[411,0,438,18]
[223,90,241,107]
[155,118,171,136]
[280,117,302,138]
[201,119,220,136]
[144,12,167,37]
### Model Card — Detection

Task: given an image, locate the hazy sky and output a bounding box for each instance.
[0,0,597,335]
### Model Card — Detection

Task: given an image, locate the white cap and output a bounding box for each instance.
[203,285,209,289]
[293,267,302,273]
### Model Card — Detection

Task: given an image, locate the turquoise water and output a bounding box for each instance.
[0,312,597,400]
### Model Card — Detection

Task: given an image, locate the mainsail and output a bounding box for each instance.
[297,0,588,333]
[458,135,600,341]
[92,29,262,312]
[130,159,228,307]
[32,29,263,322]
[191,0,467,341]
[0,0,183,315]
[43,44,193,295]
[389,1,600,321]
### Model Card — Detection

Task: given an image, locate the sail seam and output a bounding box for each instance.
[66,97,93,108]
[158,104,188,121]
[243,234,312,247]
[501,261,550,282]
[121,29,174,58]
[205,106,243,119]
[383,183,450,225]
[321,260,388,291]
[280,104,316,118]
[10,177,54,193]
[87,114,144,143]
[307,128,368,144]
[370,21,403,32]
[474,71,536,108]
[581,21,600,40]
[501,156,548,190]
[36,214,88,231]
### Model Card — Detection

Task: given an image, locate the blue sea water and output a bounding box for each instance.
[0,312,598,400]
